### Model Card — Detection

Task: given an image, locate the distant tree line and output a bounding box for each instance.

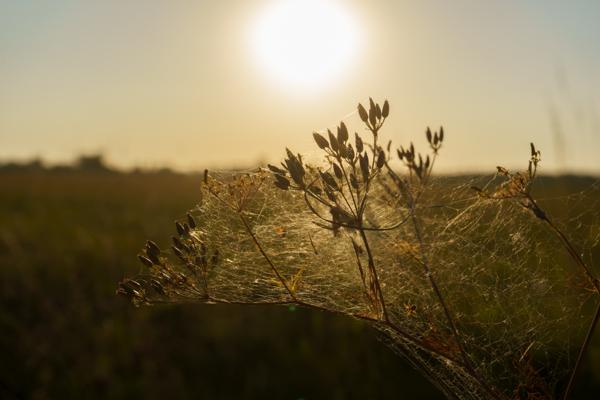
[0,154,177,175]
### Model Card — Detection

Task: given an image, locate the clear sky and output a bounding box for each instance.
[1,0,599,173]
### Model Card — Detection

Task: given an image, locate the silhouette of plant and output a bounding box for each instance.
[118,99,600,399]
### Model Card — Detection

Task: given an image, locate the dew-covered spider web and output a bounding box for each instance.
[119,167,599,399]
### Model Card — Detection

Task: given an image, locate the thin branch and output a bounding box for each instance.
[238,212,298,302]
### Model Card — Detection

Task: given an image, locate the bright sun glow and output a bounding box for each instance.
[251,0,361,92]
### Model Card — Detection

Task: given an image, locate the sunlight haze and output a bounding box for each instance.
[1,0,599,173]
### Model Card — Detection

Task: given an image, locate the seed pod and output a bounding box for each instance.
[414,164,422,180]
[532,206,546,220]
[187,213,197,229]
[313,132,329,149]
[320,171,339,190]
[355,133,364,153]
[346,144,355,161]
[382,100,389,118]
[375,104,382,120]
[285,147,295,160]
[150,279,166,295]
[426,127,432,144]
[146,241,161,258]
[530,142,536,157]
[285,155,304,186]
[118,284,135,298]
[172,245,185,261]
[357,103,368,122]
[333,163,343,179]
[369,106,377,127]
[376,150,385,169]
[274,175,290,190]
[338,141,348,158]
[338,122,348,143]
[439,126,444,142]
[359,154,369,181]
[268,164,286,175]
[350,174,359,189]
[328,129,339,152]
[128,280,142,290]
[203,169,208,184]
[138,254,154,268]
[175,221,186,236]
[172,236,184,250]
[146,251,160,266]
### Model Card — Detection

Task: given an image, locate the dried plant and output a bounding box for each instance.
[118,99,600,399]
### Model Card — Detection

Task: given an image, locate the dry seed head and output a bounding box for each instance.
[121,100,598,400]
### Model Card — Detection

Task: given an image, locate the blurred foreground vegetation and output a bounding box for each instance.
[0,167,598,399]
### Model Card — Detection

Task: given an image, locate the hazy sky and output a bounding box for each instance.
[1,0,599,173]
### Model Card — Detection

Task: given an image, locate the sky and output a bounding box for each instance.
[1,0,599,173]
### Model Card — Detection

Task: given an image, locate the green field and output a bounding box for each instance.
[0,171,598,399]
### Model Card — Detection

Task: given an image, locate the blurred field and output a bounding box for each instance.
[0,170,598,399]
[0,171,444,400]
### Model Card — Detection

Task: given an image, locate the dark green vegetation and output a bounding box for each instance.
[0,171,442,400]
[0,170,598,399]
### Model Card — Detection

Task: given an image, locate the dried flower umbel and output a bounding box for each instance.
[119,99,599,400]
[472,144,600,400]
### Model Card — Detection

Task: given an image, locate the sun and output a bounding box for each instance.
[250,0,361,92]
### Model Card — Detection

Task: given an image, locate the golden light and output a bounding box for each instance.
[250,0,362,92]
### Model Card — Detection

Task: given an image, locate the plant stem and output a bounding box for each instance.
[563,299,600,400]
[527,197,600,400]
[239,212,298,302]
[359,227,389,322]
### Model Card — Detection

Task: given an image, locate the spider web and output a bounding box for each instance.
[119,169,600,399]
